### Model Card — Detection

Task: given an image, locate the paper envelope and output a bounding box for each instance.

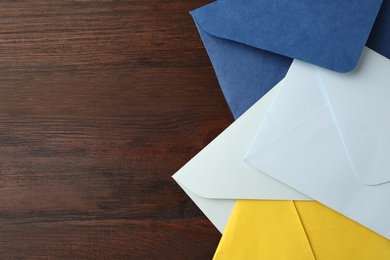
[172,81,311,233]
[246,48,390,239]
[213,200,390,259]
[192,0,389,119]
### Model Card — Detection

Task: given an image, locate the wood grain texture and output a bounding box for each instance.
[0,1,234,259]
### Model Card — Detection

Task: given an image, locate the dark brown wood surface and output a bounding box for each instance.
[0,1,234,259]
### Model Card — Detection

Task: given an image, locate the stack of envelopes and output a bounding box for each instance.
[173,0,390,258]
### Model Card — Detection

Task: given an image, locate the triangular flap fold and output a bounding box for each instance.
[191,0,382,72]
[319,48,390,185]
[246,59,327,158]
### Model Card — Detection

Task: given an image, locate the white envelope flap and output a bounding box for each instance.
[245,48,390,239]
[319,48,390,185]
[247,58,328,157]
[247,48,390,186]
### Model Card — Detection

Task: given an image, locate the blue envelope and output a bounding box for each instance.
[192,0,389,118]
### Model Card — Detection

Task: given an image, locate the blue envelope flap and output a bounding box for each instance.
[191,0,383,73]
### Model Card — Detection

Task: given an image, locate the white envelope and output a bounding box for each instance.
[172,82,311,233]
[246,47,390,239]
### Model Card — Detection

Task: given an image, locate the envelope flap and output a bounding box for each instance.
[191,0,382,72]
[319,48,390,185]
[247,59,327,158]
[245,49,390,239]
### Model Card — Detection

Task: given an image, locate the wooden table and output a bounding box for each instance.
[0,1,234,259]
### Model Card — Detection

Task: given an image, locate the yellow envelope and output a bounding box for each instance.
[213,200,390,259]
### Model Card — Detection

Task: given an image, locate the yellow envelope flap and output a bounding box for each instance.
[214,200,390,259]
[213,200,315,260]
[295,201,390,260]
